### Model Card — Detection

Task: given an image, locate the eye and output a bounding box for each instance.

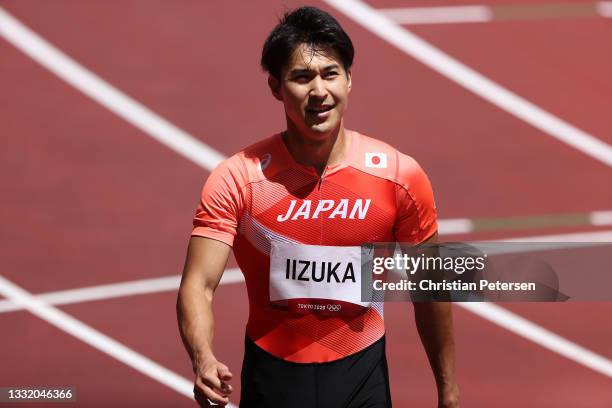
[324,71,339,79]
[291,74,311,83]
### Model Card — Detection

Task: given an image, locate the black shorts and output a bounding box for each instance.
[239,335,392,408]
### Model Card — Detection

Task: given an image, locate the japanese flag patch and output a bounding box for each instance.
[365,152,387,168]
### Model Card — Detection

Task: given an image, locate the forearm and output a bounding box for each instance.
[176,237,234,405]
[413,302,456,390]
[177,282,216,369]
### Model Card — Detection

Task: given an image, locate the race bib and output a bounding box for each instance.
[269,241,371,315]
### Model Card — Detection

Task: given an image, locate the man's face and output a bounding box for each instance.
[270,43,352,140]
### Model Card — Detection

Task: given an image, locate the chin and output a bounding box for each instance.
[303,127,334,142]
[309,124,333,133]
[306,118,340,135]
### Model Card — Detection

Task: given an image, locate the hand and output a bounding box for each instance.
[193,352,233,407]
[438,383,459,408]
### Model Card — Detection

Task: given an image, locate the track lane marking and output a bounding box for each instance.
[0,274,239,407]
[0,268,242,313]
[2,5,610,230]
[380,6,492,24]
[381,2,611,24]
[2,232,612,380]
[323,0,612,167]
[0,6,224,172]
[596,1,612,17]
[440,210,612,234]
[458,302,612,377]
[438,218,474,234]
[591,211,612,226]
[3,2,611,174]
[0,275,195,399]
[2,229,611,313]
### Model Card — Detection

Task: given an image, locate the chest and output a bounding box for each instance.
[244,169,397,245]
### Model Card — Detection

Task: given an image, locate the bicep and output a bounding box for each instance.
[181,236,232,296]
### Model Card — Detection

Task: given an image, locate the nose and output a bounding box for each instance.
[309,76,327,99]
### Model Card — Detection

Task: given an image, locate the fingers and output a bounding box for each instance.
[217,363,233,380]
[201,369,232,395]
[192,356,233,406]
[194,377,229,406]
[217,363,233,393]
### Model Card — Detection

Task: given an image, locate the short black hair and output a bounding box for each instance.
[261,6,354,79]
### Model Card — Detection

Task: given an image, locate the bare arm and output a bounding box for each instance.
[177,236,233,407]
[412,232,459,408]
[414,302,458,407]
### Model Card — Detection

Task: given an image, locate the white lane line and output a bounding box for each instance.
[4,3,612,174]
[0,268,243,313]
[458,302,612,377]
[3,231,611,381]
[0,275,195,398]
[0,9,233,403]
[382,3,612,24]
[438,218,474,234]
[591,210,612,226]
[439,210,612,235]
[597,1,612,17]
[498,230,612,242]
[323,0,612,167]
[0,273,240,408]
[3,2,611,174]
[1,230,610,314]
[0,7,224,172]
[379,6,492,25]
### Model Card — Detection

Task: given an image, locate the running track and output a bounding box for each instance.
[1,1,611,406]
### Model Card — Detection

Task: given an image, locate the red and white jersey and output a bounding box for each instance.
[192,130,437,363]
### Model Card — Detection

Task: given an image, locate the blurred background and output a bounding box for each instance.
[1,0,611,406]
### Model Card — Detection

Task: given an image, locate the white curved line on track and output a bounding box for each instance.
[324,0,612,167]
[0,275,200,403]
[0,6,224,172]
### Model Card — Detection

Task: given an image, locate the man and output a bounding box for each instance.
[177,6,459,408]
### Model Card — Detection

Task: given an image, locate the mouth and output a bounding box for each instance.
[306,105,335,114]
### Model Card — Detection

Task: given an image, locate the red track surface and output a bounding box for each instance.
[372,0,598,7]
[1,1,611,407]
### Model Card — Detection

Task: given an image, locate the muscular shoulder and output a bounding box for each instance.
[210,133,281,188]
[349,131,437,242]
[349,131,430,191]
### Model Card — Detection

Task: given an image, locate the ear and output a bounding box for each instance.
[268,75,283,101]
[346,69,352,93]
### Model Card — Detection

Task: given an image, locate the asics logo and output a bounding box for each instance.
[259,153,272,171]
[277,199,371,222]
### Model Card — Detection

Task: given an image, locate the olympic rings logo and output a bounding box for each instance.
[326,304,342,312]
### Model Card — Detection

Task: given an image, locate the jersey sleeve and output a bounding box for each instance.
[192,155,245,246]
[393,153,438,243]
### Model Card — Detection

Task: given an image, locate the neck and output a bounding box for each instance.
[283,120,350,175]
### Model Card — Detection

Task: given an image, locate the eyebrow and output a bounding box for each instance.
[288,64,341,75]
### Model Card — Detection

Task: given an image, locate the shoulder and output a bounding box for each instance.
[209,133,281,188]
[349,130,431,190]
